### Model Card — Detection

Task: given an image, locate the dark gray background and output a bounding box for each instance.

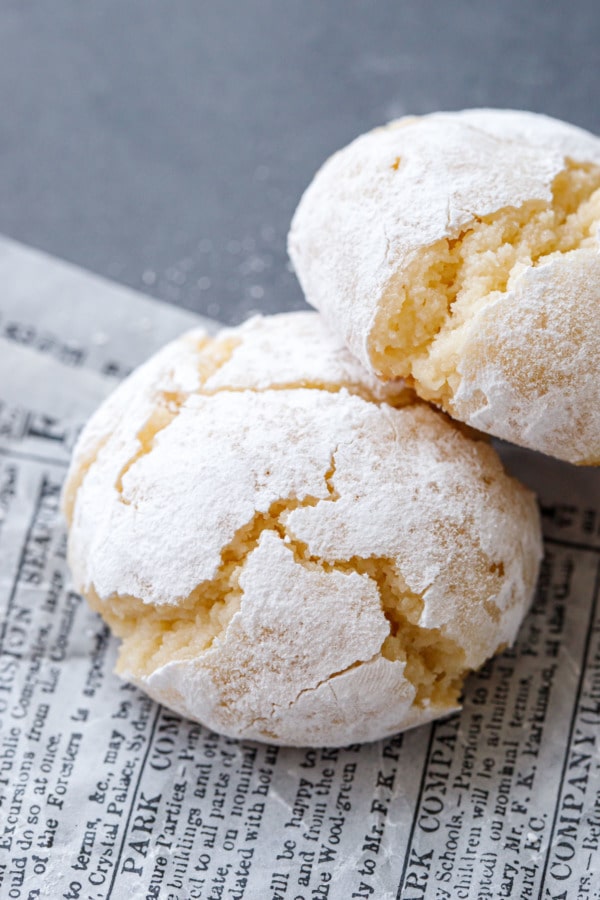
[1,0,598,324]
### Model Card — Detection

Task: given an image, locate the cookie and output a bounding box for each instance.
[288,109,600,464]
[63,312,542,746]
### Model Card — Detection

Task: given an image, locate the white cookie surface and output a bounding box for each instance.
[64,312,542,746]
[288,109,600,464]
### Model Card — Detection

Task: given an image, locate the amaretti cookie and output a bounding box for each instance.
[63,312,542,746]
[288,109,600,465]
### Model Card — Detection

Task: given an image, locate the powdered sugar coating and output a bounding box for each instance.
[288,109,600,464]
[453,253,600,463]
[64,312,542,746]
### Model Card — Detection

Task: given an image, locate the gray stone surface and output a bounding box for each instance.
[1,0,599,323]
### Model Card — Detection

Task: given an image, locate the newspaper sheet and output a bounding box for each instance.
[0,236,599,900]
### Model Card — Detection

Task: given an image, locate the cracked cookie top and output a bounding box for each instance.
[63,312,542,746]
[288,109,600,465]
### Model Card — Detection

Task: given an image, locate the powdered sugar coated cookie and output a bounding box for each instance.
[289,109,600,464]
[63,312,542,746]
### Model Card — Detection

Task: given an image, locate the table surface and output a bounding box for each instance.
[1,0,599,325]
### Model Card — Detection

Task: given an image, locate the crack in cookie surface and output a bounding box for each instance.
[88,493,320,678]
[113,356,412,503]
[279,538,469,710]
[91,467,475,719]
[369,160,600,404]
[93,450,474,715]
